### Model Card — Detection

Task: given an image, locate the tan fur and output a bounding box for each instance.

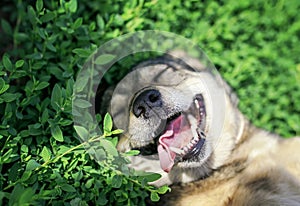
[110,52,300,205]
[158,122,300,205]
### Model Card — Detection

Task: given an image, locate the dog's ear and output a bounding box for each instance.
[167,50,207,71]
[222,81,239,107]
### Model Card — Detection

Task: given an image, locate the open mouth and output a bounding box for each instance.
[135,94,206,173]
[157,94,206,172]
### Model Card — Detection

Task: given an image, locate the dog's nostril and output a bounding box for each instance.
[132,89,162,118]
[149,93,159,103]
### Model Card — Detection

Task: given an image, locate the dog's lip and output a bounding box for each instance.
[166,112,182,123]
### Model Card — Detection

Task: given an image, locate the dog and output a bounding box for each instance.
[108,51,300,205]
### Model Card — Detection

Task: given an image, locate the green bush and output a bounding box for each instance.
[0,0,299,205]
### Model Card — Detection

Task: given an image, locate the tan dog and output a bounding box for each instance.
[109,52,300,205]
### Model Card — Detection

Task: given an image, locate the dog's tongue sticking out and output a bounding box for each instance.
[158,115,192,172]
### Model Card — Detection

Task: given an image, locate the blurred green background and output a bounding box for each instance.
[0,0,299,205]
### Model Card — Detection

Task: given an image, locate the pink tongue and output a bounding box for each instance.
[158,115,188,172]
[157,131,176,172]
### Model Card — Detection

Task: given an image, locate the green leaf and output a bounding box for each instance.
[14,32,29,42]
[109,137,118,147]
[28,124,42,136]
[57,145,69,155]
[28,5,37,25]
[74,125,89,140]
[138,172,161,183]
[73,17,83,29]
[0,84,9,95]
[61,184,76,192]
[100,139,118,157]
[150,192,160,202]
[66,78,74,96]
[41,109,49,124]
[37,29,46,40]
[72,48,92,58]
[40,146,51,162]
[95,54,116,65]
[111,129,123,135]
[98,192,108,205]
[51,84,62,111]
[85,178,94,189]
[36,0,43,12]
[157,185,171,194]
[26,159,41,171]
[2,55,13,71]
[1,19,12,35]
[25,52,43,60]
[9,184,35,206]
[15,60,25,68]
[51,124,64,142]
[0,78,9,94]
[93,147,106,161]
[0,148,13,164]
[96,15,105,30]
[46,42,57,52]
[35,81,49,90]
[111,175,122,188]
[20,170,32,182]
[0,78,5,87]
[89,22,96,31]
[124,150,140,156]
[1,93,21,102]
[73,99,92,108]
[103,113,113,133]
[59,119,73,126]
[66,0,77,13]
[21,145,28,153]
[8,163,20,182]
[74,75,89,93]
[40,11,56,23]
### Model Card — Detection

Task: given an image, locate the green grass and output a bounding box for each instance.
[0,0,299,205]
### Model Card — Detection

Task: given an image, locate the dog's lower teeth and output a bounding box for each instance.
[194,99,199,109]
[193,136,199,141]
[169,147,184,155]
[167,128,204,157]
[188,143,194,149]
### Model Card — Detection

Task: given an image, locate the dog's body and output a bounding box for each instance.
[109,52,300,205]
[158,123,300,205]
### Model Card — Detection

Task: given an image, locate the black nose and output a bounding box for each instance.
[132,89,162,118]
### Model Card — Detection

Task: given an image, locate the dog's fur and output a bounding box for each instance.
[109,51,300,205]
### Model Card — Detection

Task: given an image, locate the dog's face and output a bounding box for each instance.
[110,53,243,186]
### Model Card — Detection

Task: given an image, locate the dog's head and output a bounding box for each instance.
[109,52,244,186]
